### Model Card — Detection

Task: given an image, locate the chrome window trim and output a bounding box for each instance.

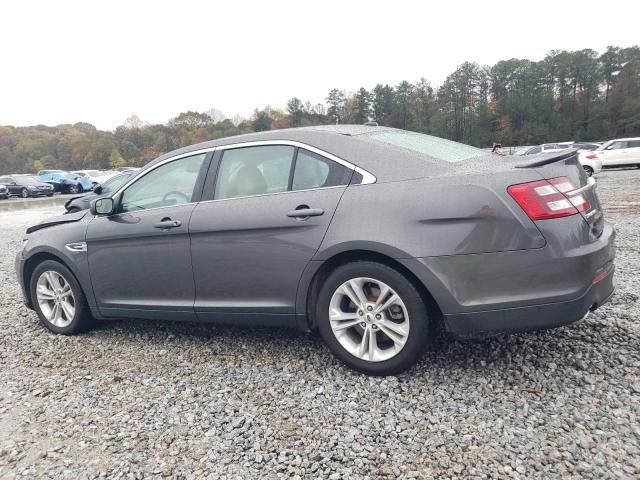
[214,140,376,182]
[110,140,377,204]
[198,185,345,206]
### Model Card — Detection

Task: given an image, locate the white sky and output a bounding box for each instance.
[1,0,638,130]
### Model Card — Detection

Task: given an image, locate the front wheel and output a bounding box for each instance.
[21,188,29,198]
[67,184,79,194]
[30,260,93,334]
[583,165,594,177]
[316,261,432,376]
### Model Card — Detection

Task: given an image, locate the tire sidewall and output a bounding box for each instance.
[29,260,89,334]
[316,261,431,376]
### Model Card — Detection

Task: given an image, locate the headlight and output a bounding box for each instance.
[28,185,37,190]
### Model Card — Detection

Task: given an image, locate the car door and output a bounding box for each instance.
[602,140,629,166]
[626,139,640,164]
[189,143,354,325]
[85,152,209,320]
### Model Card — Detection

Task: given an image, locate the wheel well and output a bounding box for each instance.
[305,250,442,330]
[23,252,74,307]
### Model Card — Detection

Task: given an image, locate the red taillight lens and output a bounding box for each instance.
[508,176,591,220]
[586,153,598,160]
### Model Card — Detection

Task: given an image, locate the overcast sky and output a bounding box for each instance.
[1,0,638,130]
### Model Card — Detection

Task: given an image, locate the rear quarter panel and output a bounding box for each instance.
[316,171,547,260]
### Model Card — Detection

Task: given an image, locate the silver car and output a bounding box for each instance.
[15,126,616,375]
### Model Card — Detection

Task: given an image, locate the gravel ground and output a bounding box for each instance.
[1,170,639,479]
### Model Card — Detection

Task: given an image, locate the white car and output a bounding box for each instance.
[71,170,114,185]
[519,142,601,176]
[518,142,574,155]
[577,150,602,177]
[596,138,640,169]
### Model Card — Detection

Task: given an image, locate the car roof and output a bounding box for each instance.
[608,137,640,142]
[147,125,463,182]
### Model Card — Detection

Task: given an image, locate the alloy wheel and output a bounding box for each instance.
[36,271,76,328]
[328,277,410,362]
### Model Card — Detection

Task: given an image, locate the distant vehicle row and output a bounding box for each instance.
[0,168,138,198]
[518,137,640,176]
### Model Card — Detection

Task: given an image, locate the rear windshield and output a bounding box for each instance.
[369,131,487,163]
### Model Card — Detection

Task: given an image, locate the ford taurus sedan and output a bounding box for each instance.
[15,126,616,375]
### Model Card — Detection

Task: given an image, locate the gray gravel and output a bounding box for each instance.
[1,170,639,479]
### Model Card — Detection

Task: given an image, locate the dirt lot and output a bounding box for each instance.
[0,169,638,479]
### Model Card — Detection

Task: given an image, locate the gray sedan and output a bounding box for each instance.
[15,126,615,375]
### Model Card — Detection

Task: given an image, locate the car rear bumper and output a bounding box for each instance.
[442,266,614,337]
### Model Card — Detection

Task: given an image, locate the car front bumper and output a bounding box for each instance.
[15,252,32,309]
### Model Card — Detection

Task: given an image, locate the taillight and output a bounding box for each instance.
[508,176,591,220]
[586,153,598,160]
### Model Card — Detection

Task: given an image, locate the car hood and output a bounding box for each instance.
[26,209,88,234]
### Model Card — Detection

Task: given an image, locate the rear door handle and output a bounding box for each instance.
[154,219,182,229]
[286,208,325,219]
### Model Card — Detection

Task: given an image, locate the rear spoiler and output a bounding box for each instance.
[515,148,579,168]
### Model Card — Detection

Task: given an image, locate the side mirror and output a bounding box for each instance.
[90,197,114,216]
[93,184,103,194]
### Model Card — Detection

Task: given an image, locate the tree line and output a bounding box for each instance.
[1,45,638,174]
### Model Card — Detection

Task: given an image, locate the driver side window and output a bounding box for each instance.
[120,153,205,213]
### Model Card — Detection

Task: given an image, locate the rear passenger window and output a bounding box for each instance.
[214,146,295,200]
[292,149,352,191]
[628,140,640,148]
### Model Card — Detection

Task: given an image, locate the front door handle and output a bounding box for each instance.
[154,218,182,229]
[286,208,325,219]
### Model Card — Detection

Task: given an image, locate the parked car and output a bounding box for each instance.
[518,142,574,155]
[72,170,114,185]
[37,169,64,176]
[0,184,8,199]
[39,172,94,194]
[16,126,615,375]
[596,138,640,168]
[519,142,601,176]
[116,167,139,173]
[577,150,603,177]
[64,171,137,213]
[0,175,54,197]
[572,142,601,151]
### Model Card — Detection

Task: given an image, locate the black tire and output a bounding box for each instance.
[46,193,54,197]
[20,188,29,198]
[67,184,79,194]
[583,165,593,177]
[29,260,94,335]
[316,261,432,376]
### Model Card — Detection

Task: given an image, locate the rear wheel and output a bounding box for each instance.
[583,165,593,176]
[20,188,29,198]
[316,261,432,375]
[30,260,93,334]
[68,184,79,194]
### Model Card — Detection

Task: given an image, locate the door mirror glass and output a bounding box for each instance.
[91,197,114,216]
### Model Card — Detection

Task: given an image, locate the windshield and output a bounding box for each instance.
[368,131,487,163]
[102,173,131,194]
